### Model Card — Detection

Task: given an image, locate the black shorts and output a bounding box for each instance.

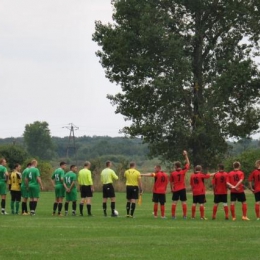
[193,195,206,204]
[230,192,246,202]
[11,190,21,202]
[172,189,187,201]
[103,183,115,198]
[214,194,227,204]
[152,193,166,204]
[80,185,93,198]
[254,192,260,202]
[126,186,139,200]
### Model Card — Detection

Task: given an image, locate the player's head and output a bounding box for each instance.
[0,158,6,165]
[233,161,240,170]
[129,162,135,168]
[70,165,77,172]
[60,161,67,169]
[255,160,260,168]
[27,162,32,168]
[218,164,224,171]
[14,163,21,171]
[31,159,38,167]
[84,161,91,168]
[154,165,161,173]
[106,161,112,168]
[174,161,181,169]
[195,165,202,173]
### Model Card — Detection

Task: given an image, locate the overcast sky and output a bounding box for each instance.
[0,0,130,138]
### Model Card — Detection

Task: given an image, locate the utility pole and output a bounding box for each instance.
[63,123,79,164]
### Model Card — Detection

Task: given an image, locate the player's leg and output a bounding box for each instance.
[86,186,93,216]
[72,200,77,216]
[240,193,249,220]
[160,195,166,218]
[15,191,21,214]
[57,197,64,216]
[230,193,236,220]
[153,193,159,218]
[171,191,178,219]
[199,203,206,220]
[254,192,260,220]
[21,186,29,215]
[102,185,108,216]
[10,191,15,214]
[64,200,69,216]
[0,182,7,214]
[110,185,117,217]
[79,198,85,216]
[129,187,138,217]
[180,189,187,219]
[126,186,131,216]
[222,194,229,220]
[191,196,197,219]
[212,194,218,220]
[52,186,59,215]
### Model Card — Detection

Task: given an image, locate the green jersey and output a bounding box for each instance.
[27,167,40,186]
[64,171,77,191]
[51,168,65,185]
[21,167,30,186]
[0,165,7,183]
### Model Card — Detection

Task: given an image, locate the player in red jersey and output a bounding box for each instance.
[169,150,190,219]
[142,165,169,218]
[190,165,214,220]
[211,164,229,220]
[248,160,260,220]
[227,161,249,221]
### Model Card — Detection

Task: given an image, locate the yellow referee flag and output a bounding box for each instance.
[138,194,142,205]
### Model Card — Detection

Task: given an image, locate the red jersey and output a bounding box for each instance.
[153,171,169,194]
[228,170,244,193]
[190,172,210,196]
[248,169,260,193]
[170,164,189,192]
[212,171,228,195]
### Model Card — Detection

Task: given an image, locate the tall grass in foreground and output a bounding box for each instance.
[0,192,259,260]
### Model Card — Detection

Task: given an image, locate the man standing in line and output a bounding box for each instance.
[211,164,229,220]
[124,162,143,218]
[169,150,190,219]
[227,161,249,221]
[0,158,9,215]
[21,162,31,215]
[51,162,67,216]
[248,160,260,220]
[78,161,94,217]
[64,165,78,216]
[101,161,118,217]
[9,163,22,214]
[25,159,43,216]
[142,165,169,218]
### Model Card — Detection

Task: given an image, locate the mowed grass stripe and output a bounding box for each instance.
[0,192,259,260]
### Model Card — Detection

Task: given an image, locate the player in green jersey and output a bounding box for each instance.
[64,165,78,216]
[0,158,9,214]
[21,162,31,215]
[51,162,67,216]
[25,160,43,216]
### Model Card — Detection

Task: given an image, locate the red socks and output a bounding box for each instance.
[154,203,158,217]
[242,203,247,217]
[255,204,260,218]
[182,204,187,217]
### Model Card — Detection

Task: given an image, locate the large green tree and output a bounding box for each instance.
[23,121,54,160]
[93,0,260,167]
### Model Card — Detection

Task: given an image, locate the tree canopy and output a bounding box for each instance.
[23,121,54,160]
[93,0,260,167]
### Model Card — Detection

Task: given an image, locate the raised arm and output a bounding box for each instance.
[183,150,190,167]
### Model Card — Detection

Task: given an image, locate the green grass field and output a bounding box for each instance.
[0,191,259,260]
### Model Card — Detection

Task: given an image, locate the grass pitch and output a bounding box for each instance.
[0,192,259,260]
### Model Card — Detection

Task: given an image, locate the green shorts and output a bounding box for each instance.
[0,182,6,195]
[55,184,65,198]
[66,189,77,201]
[29,185,40,199]
[21,185,29,198]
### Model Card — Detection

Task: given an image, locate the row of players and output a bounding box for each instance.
[0,150,260,220]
